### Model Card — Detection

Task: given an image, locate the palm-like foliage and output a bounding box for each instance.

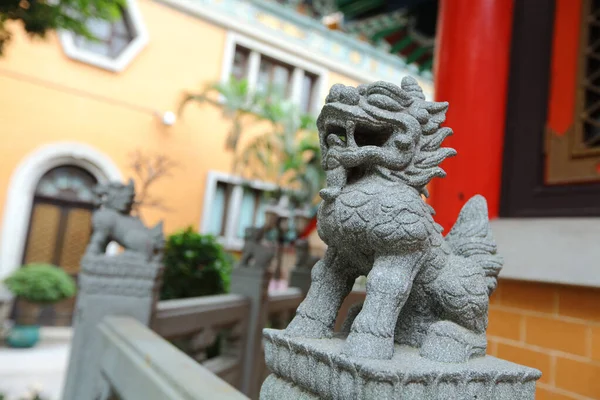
[179,78,262,152]
[236,106,324,207]
[0,0,125,55]
[180,78,325,208]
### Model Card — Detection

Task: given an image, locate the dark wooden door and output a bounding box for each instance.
[14,166,97,326]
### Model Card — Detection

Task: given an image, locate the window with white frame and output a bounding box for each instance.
[58,0,148,72]
[223,33,327,115]
[73,7,135,59]
[201,171,276,250]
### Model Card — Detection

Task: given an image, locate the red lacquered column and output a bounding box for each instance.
[430,0,514,230]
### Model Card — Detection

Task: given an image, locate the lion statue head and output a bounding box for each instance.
[93,179,136,215]
[317,76,456,197]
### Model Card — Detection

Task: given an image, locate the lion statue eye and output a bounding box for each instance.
[366,94,403,112]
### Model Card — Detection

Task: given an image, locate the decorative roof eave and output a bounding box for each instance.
[344,9,410,38]
[342,9,435,73]
[155,0,433,96]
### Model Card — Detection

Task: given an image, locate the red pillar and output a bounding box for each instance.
[430,0,514,230]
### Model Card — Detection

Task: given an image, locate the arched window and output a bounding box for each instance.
[19,166,98,325]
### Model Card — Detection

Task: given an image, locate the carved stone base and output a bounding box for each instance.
[261,329,541,400]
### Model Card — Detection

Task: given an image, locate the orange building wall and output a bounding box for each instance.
[0,0,234,234]
[0,0,363,237]
[488,279,600,400]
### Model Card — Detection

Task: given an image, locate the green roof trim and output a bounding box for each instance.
[390,36,413,53]
[419,59,433,72]
[371,24,405,43]
[344,10,408,36]
[338,0,385,20]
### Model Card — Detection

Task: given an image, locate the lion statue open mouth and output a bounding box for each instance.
[284,77,502,363]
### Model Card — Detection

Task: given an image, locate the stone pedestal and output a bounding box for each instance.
[62,252,163,400]
[261,329,541,400]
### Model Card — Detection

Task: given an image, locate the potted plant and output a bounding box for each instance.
[3,263,76,348]
[160,228,233,301]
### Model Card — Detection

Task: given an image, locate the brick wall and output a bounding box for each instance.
[488,279,600,400]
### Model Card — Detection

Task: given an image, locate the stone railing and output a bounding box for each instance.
[97,287,315,400]
[151,287,306,391]
[266,287,303,329]
[99,316,248,399]
[152,294,251,388]
[150,285,365,397]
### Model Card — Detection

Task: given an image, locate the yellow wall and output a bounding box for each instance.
[0,0,365,238]
[0,0,236,234]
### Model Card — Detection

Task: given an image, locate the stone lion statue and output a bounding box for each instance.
[86,179,165,261]
[237,227,275,269]
[285,77,503,363]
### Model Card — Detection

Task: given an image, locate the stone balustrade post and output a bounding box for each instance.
[231,226,275,399]
[230,267,271,399]
[289,239,318,294]
[62,180,165,400]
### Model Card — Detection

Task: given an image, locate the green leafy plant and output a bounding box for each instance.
[0,0,126,55]
[180,78,326,208]
[4,264,76,304]
[160,228,234,300]
[237,111,324,207]
[179,78,263,154]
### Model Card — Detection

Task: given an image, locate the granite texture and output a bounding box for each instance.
[261,78,541,399]
[262,330,540,400]
[62,180,165,400]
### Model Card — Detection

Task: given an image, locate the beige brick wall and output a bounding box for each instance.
[488,279,600,399]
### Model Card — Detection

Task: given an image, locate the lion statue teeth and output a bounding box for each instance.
[284,77,502,363]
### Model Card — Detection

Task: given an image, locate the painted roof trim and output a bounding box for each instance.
[154,0,433,98]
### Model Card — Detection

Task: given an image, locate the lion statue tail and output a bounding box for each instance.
[445,195,503,295]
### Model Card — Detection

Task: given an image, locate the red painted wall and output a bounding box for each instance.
[547,0,582,136]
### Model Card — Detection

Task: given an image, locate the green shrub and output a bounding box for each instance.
[160,227,233,300]
[4,264,76,304]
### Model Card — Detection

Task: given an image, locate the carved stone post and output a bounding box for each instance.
[260,80,541,399]
[231,227,274,399]
[62,180,165,400]
[289,239,318,294]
